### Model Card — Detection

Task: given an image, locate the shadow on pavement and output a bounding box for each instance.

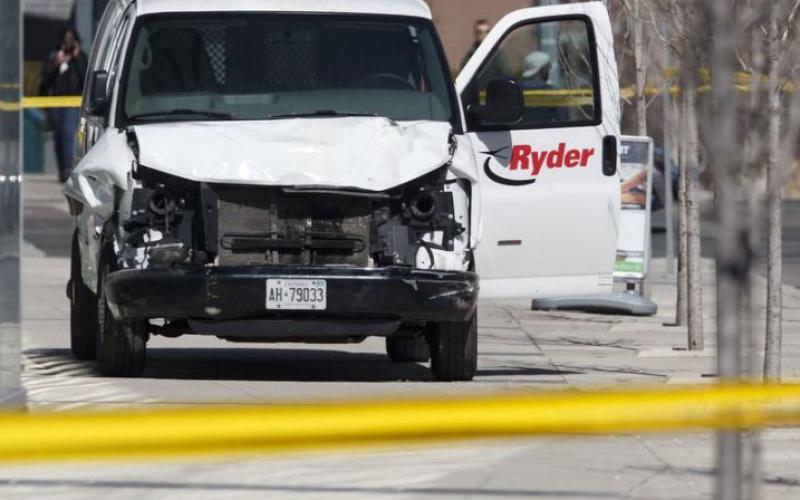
[145,347,435,382]
[26,347,435,382]
[24,347,582,383]
[477,367,580,377]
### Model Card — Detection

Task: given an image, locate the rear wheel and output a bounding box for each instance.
[430,312,478,381]
[386,334,430,363]
[96,255,147,377]
[69,231,97,360]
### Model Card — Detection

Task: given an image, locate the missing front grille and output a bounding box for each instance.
[215,186,371,267]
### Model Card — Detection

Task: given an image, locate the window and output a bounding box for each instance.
[107,13,133,91]
[82,3,124,111]
[462,18,599,130]
[119,14,456,125]
[90,4,123,73]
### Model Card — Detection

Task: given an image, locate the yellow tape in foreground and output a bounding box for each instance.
[0,383,799,464]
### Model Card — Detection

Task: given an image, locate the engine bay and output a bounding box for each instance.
[118,165,471,272]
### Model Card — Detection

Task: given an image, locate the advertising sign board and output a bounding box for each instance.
[615,136,654,283]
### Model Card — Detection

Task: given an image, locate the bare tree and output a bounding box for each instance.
[740,3,769,498]
[676,91,689,328]
[632,0,648,136]
[764,0,800,381]
[614,1,800,496]
[648,0,704,348]
[683,76,704,351]
[764,0,784,382]
[704,0,747,495]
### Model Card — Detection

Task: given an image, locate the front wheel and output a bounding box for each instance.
[69,231,98,360]
[96,256,147,377]
[429,312,478,381]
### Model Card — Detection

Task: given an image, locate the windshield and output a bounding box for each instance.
[120,14,455,125]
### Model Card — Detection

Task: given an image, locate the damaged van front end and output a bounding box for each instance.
[66,3,483,381]
[65,117,478,377]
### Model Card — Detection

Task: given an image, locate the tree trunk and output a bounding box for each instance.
[662,35,677,277]
[764,8,783,382]
[684,84,704,351]
[741,0,768,381]
[633,0,647,136]
[705,0,747,497]
[676,92,689,327]
[743,5,767,499]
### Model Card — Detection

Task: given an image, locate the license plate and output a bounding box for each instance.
[266,279,327,310]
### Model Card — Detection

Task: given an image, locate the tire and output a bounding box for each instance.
[96,254,147,377]
[386,335,430,363]
[69,231,98,360]
[430,312,478,381]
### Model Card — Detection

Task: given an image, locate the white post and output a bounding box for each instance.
[75,0,94,51]
[0,0,24,408]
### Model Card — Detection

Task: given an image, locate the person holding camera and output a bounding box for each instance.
[40,28,88,183]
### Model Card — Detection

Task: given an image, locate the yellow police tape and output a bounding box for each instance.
[0,96,82,112]
[0,383,799,464]
[2,80,793,112]
[22,96,83,109]
[0,100,20,112]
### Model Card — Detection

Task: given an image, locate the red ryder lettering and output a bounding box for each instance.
[509,143,595,176]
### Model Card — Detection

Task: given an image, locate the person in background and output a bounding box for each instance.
[460,19,491,69]
[40,28,88,183]
[520,51,569,123]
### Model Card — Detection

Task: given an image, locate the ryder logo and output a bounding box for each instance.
[482,143,596,186]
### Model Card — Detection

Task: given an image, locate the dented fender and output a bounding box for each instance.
[64,129,136,292]
[450,133,482,250]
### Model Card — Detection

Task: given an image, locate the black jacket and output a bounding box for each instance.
[39,50,88,96]
[460,42,480,70]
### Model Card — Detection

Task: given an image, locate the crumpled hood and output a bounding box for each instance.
[133,118,453,191]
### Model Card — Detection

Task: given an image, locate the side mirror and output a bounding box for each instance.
[469,78,524,125]
[88,70,109,116]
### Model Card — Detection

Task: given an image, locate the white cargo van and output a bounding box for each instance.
[65,0,620,381]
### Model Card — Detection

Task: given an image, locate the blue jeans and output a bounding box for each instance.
[50,107,80,179]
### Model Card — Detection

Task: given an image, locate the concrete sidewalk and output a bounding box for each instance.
[5,175,800,499]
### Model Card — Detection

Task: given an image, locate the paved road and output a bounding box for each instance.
[651,198,800,287]
[12,175,800,499]
[783,201,800,287]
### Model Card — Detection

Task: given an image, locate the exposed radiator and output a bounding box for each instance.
[214,186,371,267]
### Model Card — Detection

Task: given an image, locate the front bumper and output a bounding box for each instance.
[105,265,479,323]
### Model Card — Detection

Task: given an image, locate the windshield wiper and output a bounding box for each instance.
[127,109,236,122]
[265,110,381,120]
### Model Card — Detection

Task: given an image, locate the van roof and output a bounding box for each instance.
[134,0,432,19]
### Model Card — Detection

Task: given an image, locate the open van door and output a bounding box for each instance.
[456,2,620,299]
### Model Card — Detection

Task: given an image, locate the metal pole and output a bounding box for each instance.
[0,0,24,408]
[76,0,94,52]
